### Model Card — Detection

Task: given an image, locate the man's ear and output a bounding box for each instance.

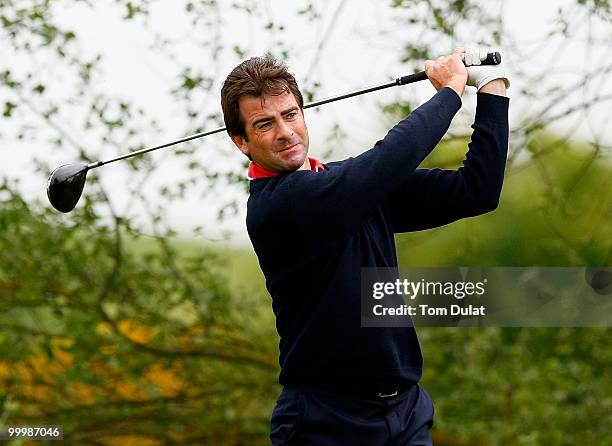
[230,134,250,158]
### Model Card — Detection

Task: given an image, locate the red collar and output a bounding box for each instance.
[248,157,325,179]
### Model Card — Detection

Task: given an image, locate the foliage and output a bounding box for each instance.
[0,180,277,444]
[419,327,611,446]
[394,142,612,445]
[397,133,612,267]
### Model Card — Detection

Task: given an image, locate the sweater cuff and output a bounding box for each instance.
[475,92,509,123]
[439,87,463,113]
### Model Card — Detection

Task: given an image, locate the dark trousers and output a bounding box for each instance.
[270,384,434,445]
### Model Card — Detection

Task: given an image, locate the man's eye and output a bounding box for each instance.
[286,112,297,119]
[257,121,272,130]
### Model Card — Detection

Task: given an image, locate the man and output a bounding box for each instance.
[221,48,509,445]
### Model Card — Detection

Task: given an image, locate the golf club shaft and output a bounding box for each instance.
[85,74,426,170]
[85,77,420,170]
[87,51,501,170]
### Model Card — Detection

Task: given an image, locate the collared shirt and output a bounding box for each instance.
[248,157,325,179]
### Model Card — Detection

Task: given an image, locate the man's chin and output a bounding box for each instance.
[280,148,308,171]
[291,155,310,171]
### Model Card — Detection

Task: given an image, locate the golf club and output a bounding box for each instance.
[47,51,502,213]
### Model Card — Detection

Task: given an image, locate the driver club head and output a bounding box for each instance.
[46,163,89,213]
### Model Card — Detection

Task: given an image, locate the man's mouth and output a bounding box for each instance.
[279,143,299,152]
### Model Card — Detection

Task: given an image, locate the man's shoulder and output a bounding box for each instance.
[322,159,347,169]
[247,176,292,223]
[323,158,351,170]
[246,158,349,228]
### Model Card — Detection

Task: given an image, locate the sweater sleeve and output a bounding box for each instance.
[386,92,509,232]
[285,87,462,242]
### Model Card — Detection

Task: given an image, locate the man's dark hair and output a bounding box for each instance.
[221,57,304,140]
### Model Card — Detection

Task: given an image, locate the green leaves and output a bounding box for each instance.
[0,178,277,442]
[382,100,413,121]
[401,44,430,63]
[2,101,16,117]
[121,1,149,20]
[0,70,20,88]
[181,72,204,91]
[577,0,611,13]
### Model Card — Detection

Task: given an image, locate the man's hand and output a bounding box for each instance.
[464,48,510,95]
[424,48,468,97]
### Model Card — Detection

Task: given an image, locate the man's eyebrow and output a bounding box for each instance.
[281,106,299,116]
[251,107,299,127]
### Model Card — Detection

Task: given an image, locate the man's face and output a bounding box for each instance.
[231,90,310,172]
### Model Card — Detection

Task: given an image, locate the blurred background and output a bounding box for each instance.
[0,0,610,444]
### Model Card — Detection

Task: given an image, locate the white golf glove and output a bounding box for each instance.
[463,48,510,91]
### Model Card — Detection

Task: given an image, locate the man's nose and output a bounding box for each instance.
[276,119,294,140]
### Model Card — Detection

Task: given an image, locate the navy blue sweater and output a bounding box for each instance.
[247,88,509,394]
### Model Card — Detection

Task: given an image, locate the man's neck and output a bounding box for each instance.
[248,157,325,179]
[298,157,312,171]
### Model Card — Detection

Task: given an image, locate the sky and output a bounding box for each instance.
[1,0,610,245]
